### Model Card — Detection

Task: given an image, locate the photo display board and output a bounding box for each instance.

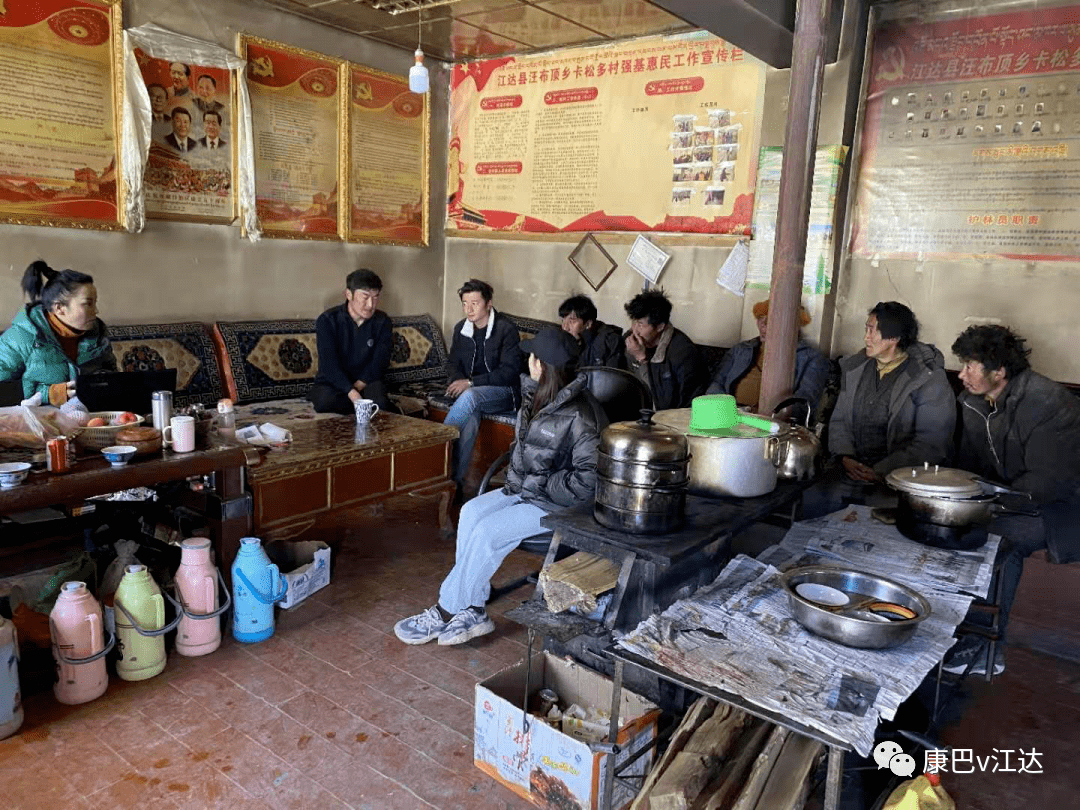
[447,32,765,236]
[135,50,234,223]
[240,35,345,240]
[0,0,122,230]
[852,2,1080,260]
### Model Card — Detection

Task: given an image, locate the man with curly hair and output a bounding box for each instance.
[623,288,702,410]
[944,324,1080,675]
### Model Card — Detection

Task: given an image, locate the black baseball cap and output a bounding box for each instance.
[520,327,581,371]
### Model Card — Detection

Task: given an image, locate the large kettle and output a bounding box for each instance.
[772,397,821,481]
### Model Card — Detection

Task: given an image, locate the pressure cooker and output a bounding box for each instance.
[594,410,689,534]
[885,463,1039,550]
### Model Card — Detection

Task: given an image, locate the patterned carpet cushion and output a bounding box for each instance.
[501,312,559,344]
[214,320,319,403]
[385,314,449,390]
[107,322,224,408]
[215,314,452,404]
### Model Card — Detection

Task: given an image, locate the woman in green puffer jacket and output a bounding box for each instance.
[0,260,116,405]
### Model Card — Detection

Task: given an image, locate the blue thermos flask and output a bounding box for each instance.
[231,537,287,644]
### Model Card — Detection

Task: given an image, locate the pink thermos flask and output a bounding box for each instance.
[174,538,228,656]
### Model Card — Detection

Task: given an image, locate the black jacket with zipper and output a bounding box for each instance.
[447,309,523,405]
[504,374,607,512]
[958,369,1080,562]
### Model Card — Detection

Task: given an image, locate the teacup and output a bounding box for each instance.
[353,398,380,427]
[0,462,31,489]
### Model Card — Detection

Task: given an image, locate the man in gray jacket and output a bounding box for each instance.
[944,325,1080,675]
[803,302,955,517]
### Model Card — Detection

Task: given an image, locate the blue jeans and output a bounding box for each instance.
[443,385,515,483]
[438,489,548,613]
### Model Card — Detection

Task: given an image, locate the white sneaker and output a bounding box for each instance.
[438,607,495,646]
[394,605,448,645]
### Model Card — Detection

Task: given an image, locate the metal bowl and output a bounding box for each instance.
[780,566,931,649]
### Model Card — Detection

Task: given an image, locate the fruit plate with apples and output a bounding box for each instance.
[72,411,145,451]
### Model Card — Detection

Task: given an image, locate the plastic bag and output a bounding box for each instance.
[100,539,141,600]
[0,403,82,448]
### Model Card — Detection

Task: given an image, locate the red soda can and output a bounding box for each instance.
[47,436,72,473]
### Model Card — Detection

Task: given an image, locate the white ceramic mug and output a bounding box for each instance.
[353,398,380,427]
[162,415,196,453]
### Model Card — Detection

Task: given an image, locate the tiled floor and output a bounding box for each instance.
[3,495,1080,809]
[2,496,538,810]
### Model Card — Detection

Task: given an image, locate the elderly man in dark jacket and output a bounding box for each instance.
[706,299,831,414]
[943,325,1080,676]
[444,278,523,486]
[623,289,701,410]
[558,294,623,369]
[803,302,955,518]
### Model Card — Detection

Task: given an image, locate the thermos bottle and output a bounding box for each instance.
[231,537,287,644]
[0,616,23,739]
[115,565,177,681]
[174,538,229,657]
[50,581,112,705]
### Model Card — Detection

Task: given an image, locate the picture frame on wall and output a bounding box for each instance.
[0,0,125,231]
[238,34,346,240]
[347,64,429,246]
[568,233,618,292]
[134,49,236,223]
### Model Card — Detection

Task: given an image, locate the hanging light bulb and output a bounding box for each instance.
[409,9,429,94]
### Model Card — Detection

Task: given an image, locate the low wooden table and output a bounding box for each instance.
[245,412,457,539]
[0,443,260,574]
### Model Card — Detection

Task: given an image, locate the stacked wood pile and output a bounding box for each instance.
[630,698,823,810]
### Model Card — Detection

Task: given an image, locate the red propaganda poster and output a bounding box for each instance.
[852,2,1080,259]
[447,32,765,236]
[0,0,123,230]
[135,50,234,222]
[240,35,345,240]
[347,65,428,246]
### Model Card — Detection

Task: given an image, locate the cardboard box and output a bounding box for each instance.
[475,652,660,810]
[263,540,330,609]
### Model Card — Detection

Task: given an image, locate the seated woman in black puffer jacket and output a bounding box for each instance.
[395,327,607,646]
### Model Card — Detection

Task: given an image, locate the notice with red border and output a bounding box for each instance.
[447,32,765,236]
[852,3,1080,260]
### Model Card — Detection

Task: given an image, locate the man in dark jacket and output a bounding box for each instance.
[943,325,1080,675]
[623,289,701,410]
[803,302,955,517]
[308,268,393,414]
[706,299,831,414]
[558,295,623,369]
[445,278,523,485]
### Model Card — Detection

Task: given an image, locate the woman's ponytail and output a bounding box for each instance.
[19,260,93,310]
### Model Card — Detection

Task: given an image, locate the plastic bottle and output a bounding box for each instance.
[216,398,236,440]
[882,772,956,810]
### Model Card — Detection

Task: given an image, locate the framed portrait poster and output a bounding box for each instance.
[134,50,234,223]
[239,35,345,240]
[0,0,124,230]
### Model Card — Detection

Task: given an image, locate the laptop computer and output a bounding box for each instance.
[76,369,177,415]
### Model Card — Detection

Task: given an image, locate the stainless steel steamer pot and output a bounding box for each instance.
[593,411,689,534]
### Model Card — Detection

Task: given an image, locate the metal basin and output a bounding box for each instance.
[780,566,931,649]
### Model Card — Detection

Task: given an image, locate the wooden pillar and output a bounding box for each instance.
[759,0,831,415]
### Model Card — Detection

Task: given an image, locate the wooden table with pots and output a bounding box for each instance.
[0,442,260,576]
